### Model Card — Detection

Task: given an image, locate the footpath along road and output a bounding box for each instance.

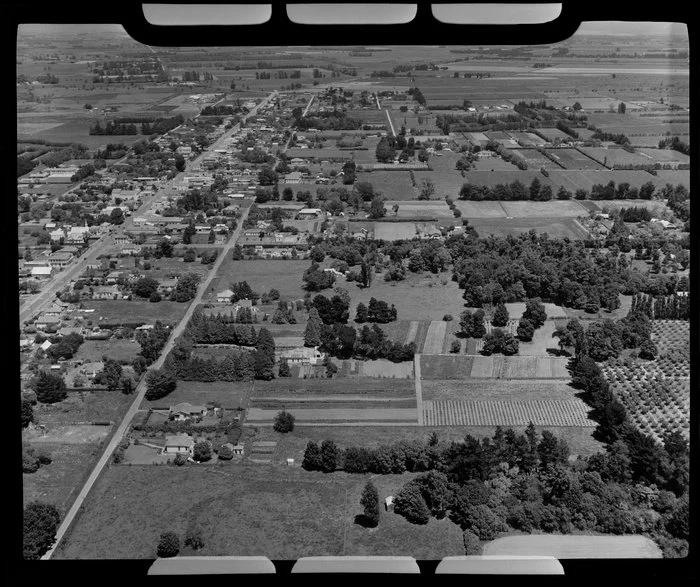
[41,92,278,559]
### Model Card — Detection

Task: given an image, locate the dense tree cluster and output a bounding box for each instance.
[320,322,415,362]
[303,263,336,291]
[23,501,61,559]
[355,298,397,324]
[186,309,259,345]
[630,293,690,321]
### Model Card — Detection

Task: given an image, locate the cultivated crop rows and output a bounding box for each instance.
[602,320,690,443]
[422,399,595,427]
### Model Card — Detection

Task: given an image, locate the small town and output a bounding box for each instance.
[18,16,690,572]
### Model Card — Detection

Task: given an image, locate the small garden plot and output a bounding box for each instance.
[373,222,417,241]
[499,356,538,378]
[420,355,474,380]
[500,200,589,218]
[384,200,454,219]
[422,321,447,355]
[422,398,594,427]
[548,148,606,170]
[207,258,310,302]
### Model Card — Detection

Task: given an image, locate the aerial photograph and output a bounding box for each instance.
[18,19,690,564]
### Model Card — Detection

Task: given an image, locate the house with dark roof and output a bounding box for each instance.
[169,403,208,422]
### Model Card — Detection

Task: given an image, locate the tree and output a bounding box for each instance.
[304,318,321,347]
[360,481,381,527]
[516,318,535,342]
[302,440,322,470]
[618,102,626,114]
[394,482,431,525]
[145,369,177,401]
[174,154,186,171]
[523,298,547,328]
[278,358,291,377]
[320,439,341,472]
[193,441,212,462]
[183,248,197,263]
[419,179,435,201]
[368,196,386,219]
[273,410,295,433]
[184,525,205,550]
[359,258,373,288]
[33,371,67,404]
[491,303,509,327]
[355,302,369,323]
[21,399,34,428]
[182,223,196,245]
[95,358,123,390]
[157,531,180,558]
[639,339,658,360]
[23,501,61,560]
[109,208,125,225]
[257,166,278,186]
[463,530,482,555]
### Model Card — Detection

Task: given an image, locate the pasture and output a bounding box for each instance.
[499,200,588,218]
[374,222,417,241]
[358,171,416,200]
[74,339,141,363]
[412,169,466,198]
[578,147,654,168]
[383,200,454,219]
[546,148,605,170]
[54,465,464,559]
[484,535,662,559]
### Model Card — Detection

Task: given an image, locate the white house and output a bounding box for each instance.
[162,434,195,455]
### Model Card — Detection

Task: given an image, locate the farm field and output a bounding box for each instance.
[419,355,474,379]
[206,258,310,302]
[546,148,606,170]
[453,200,507,218]
[654,170,690,186]
[383,200,454,219]
[53,465,464,559]
[469,217,589,239]
[470,157,519,171]
[82,300,190,326]
[421,379,579,402]
[413,169,466,198]
[513,148,561,170]
[335,359,414,379]
[499,200,588,218]
[578,147,654,168]
[347,273,466,322]
[466,355,571,379]
[484,535,662,558]
[422,321,448,355]
[373,222,417,241]
[246,406,419,425]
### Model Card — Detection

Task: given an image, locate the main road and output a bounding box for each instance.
[40,90,278,558]
[41,201,250,559]
[19,91,277,327]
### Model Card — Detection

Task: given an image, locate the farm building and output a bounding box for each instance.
[278,346,326,366]
[162,434,195,455]
[297,208,323,219]
[31,266,53,279]
[169,403,208,421]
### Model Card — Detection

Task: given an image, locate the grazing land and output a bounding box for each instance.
[207,258,311,301]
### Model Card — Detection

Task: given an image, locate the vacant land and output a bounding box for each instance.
[383,200,454,219]
[54,465,464,559]
[207,258,310,301]
[484,535,662,558]
[82,300,189,326]
[358,171,416,200]
[374,222,417,241]
[500,200,588,218]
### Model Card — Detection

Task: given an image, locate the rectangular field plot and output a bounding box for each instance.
[422,399,595,427]
[374,222,417,241]
[336,359,414,379]
[500,200,589,218]
[420,355,474,380]
[421,378,579,402]
[384,200,454,219]
[546,148,606,170]
[577,147,653,168]
[513,149,560,170]
[356,171,416,200]
[422,321,448,354]
[470,217,589,239]
[246,407,419,425]
[453,200,507,218]
[468,355,570,379]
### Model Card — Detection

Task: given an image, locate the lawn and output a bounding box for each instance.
[206,257,310,302]
[54,465,464,559]
[347,272,466,322]
[82,300,190,326]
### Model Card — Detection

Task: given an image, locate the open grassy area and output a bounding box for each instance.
[82,300,190,326]
[347,272,466,322]
[207,257,311,302]
[420,355,474,379]
[54,464,464,559]
[484,534,662,558]
[74,339,142,363]
[470,217,589,240]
